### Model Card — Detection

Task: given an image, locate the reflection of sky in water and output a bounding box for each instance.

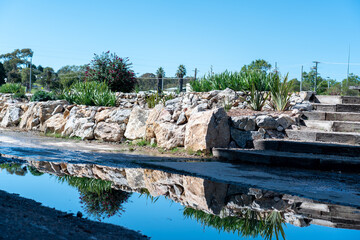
[0,169,359,240]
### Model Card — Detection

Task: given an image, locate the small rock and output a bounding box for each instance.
[277,126,284,132]
[176,112,187,125]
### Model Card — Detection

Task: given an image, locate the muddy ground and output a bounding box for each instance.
[0,189,148,240]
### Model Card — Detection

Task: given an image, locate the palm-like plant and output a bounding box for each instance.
[176,64,186,92]
[156,67,165,94]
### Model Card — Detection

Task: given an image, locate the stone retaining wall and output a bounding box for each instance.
[0,89,310,151]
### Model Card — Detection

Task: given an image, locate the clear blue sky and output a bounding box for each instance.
[0,0,359,81]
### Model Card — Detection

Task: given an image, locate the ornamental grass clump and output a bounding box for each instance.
[63,81,116,107]
[269,73,293,111]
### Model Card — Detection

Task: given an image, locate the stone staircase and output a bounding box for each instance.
[213,95,360,172]
[286,95,360,145]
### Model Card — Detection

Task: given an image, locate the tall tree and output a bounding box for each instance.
[57,65,86,89]
[0,48,33,83]
[176,65,186,92]
[0,62,6,85]
[156,67,165,93]
[242,59,272,73]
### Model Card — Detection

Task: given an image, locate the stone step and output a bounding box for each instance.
[253,139,360,157]
[304,120,360,133]
[212,148,360,172]
[313,104,360,113]
[302,111,360,122]
[315,95,360,104]
[342,96,360,104]
[286,129,360,145]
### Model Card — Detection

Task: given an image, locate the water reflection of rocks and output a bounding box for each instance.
[2,161,359,239]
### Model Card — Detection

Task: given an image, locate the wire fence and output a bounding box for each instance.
[135,77,195,92]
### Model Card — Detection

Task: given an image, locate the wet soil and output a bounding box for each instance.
[0,190,148,240]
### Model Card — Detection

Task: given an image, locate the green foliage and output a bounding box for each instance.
[156,67,165,78]
[0,163,27,176]
[0,48,33,83]
[243,83,269,111]
[176,64,187,92]
[0,83,26,98]
[62,81,116,107]
[0,62,6,85]
[0,83,25,94]
[342,73,360,96]
[57,175,113,195]
[145,92,175,108]
[136,139,150,146]
[28,166,44,176]
[241,59,272,73]
[85,51,136,92]
[57,65,86,89]
[183,207,285,240]
[31,90,56,101]
[57,175,131,220]
[269,73,293,111]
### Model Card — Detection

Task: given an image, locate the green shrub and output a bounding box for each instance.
[63,81,116,107]
[31,90,56,102]
[269,74,293,111]
[0,83,25,94]
[85,51,137,92]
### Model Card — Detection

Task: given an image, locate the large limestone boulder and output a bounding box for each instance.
[124,106,150,140]
[71,118,95,140]
[145,104,165,141]
[106,108,132,124]
[1,105,22,127]
[38,100,68,123]
[62,107,95,140]
[42,113,67,134]
[185,108,230,152]
[154,122,186,149]
[94,122,125,142]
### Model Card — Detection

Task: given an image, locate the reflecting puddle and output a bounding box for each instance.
[0,160,359,240]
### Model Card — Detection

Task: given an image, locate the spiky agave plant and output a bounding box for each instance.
[244,82,270,111]
[269,73,293,111]
[176,64,186,92]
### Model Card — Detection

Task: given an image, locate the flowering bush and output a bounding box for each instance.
[85,51,136,92]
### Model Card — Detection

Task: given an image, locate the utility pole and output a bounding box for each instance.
[194,68,198,81]
[313,61,320,93]
[275,62,278,73]
[347,45,350,87]
[300,65,303,92]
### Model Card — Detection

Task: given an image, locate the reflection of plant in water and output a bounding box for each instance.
[28,166,44,176]
[0,163,27,176]
[79,189,131,220]
[139,188,160,203]
[183,207,285,240]
[57,175,131,220]
[57,175,112,195]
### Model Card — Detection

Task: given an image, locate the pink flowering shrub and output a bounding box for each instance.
[85,51,137,92]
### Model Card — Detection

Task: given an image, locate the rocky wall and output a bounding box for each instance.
[0,89,310,151]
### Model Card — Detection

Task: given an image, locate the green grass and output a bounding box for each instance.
[135,139,150,147]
